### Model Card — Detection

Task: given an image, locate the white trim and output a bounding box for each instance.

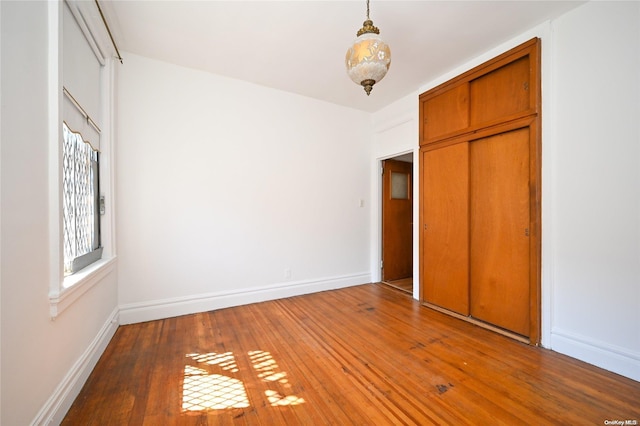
[119,273,371,325]
[31,307,120,426]
[370,105,420,300]
[0,0,3,411]
[539,21,555,349]
[49,0,117,318]
[550,328,640,382]
[49,257,117,319]
[48,0,65,319]
[373,149,419,301]
[64,0,107,65]
[99,57,117,260]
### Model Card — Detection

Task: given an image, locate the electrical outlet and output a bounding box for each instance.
[284,268,291,279]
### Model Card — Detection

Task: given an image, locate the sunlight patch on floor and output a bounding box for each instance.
[182,366,250,411]
[249,350,305,406]
[182,350,305,412]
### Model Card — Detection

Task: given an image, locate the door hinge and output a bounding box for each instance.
[380,260,384,269]
[381,165,384,175]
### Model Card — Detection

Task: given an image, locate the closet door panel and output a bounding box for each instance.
[469,56,531,125]
[470,128,531,336]
[422,143,469,315]
[421,84,469,144]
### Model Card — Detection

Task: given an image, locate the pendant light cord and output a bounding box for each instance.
[366,0,370,20]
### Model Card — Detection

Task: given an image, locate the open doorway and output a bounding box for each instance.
[381,153,413,294]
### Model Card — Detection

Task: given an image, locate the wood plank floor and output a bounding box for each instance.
[383,278,413,294]
[63,284,640,425]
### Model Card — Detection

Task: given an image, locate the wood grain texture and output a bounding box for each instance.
[469,56,531,125]
[419,38,542,342]
[421,83,469,143]
[421,142,470,315]
[63,284,640,425]
[470,128,531,336]
[382,159,413,282]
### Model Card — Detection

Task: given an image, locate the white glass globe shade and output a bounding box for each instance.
[345,32,391,92]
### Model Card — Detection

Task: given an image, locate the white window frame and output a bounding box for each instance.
[48,0,117,319]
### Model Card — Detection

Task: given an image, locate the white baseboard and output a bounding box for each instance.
[550,328,640,382]
[119,272,371,325]
[32,307,119,425]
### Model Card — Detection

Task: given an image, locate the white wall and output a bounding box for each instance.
[0,2,119,424]
[0,0,3,416]
[372,1,640,381]
[1,2,637,423]
[370,95,420,299]
[117,53,372,323]
[549,0,639,381]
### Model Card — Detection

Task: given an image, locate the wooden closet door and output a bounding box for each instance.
[470,128,530,336]
[422,143,469,315]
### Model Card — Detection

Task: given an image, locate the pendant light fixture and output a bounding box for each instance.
[345,0,391,96]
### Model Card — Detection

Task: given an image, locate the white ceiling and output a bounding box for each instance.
[100,1,584,113]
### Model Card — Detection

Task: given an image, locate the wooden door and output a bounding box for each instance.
[419,38,541,342]
[470,128,531,336]
[382,159,413,282]
[421,143,469,315]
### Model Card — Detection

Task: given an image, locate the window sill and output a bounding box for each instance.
[49,256,117,319]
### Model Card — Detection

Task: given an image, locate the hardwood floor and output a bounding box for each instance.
[383,277,413,294]
[63,284,640,425]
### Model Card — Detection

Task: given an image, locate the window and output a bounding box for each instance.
[49,0,117,318]
[391,171,409,199]
[62,122,103,275]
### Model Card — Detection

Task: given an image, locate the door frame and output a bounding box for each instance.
[374,150,419,300]
[381,158,414,284]
[418,38,541,344]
